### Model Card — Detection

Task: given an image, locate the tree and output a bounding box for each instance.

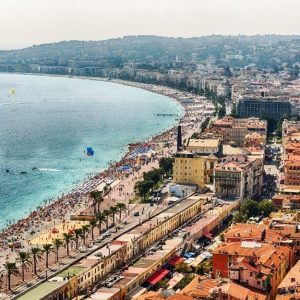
[74,229,82,250]
[115,202,126,221]
[63,233,73,256]
[233,212,247,223]
[240,199,259,218]
[200,117,210,133]
[218,105,226,118]
[231,103,238,118]
[258,200,275,217]
[16,252,31,282]
[135,180,154,200]
[175,262,192,274]
[103,209,111,230]
[53,238,63,262]
[42,243,53,268]
[30,247,43,276]
[196,259,212,275]
[110,206,119,226]
[81,225,90,245]
[96,212,106,235]
[90,191,104,214]
[159,157,174,174]
[1,262,19,290]
[89,219,97,240]
[143,169,161,185]
[176,274,195,290]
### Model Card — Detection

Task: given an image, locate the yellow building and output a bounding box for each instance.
[186,138,221,154]
[173,151,218,187]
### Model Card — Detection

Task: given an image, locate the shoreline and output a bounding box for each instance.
[0,73,190,237]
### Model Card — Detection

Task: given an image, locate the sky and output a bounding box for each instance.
[1,0,300,49]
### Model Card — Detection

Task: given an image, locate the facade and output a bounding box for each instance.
[173,152,218,187]
[208,117,267,146]
[277,260,300,299]
[186,138,221,154]
[272,194,300,209]
[212,241,292,299]
[214,155,263,199]
[180,276,267,300]
[281,120,300,193]
[237,97,291,121]
[19,196,205,300]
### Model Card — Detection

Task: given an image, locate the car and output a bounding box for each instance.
[103,231,111,237]
[133,211,140,217]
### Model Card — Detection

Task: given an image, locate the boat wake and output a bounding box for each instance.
[38,168,62,172]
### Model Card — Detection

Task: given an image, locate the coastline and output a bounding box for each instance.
[0,73,189,237]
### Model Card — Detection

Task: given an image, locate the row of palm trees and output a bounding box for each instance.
[1,202,127,291]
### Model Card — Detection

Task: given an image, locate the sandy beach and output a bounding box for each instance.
[0,77,214,294]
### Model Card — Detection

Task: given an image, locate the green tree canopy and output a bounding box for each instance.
[159,157,174,174]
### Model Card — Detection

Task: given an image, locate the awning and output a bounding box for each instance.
[146,268,169,285]
[168,255,184,266]
[204,232,212,239]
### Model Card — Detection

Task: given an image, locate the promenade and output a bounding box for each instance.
[0,81,215,298]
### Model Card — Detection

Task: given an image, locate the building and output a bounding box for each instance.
[208,117,267,146]
[186,138,221,154]
[272,194,300,209]
[19,195,206,300]
[237,97,291,121]
[276,260,300,299]
[281,120,300,193]
[214,155,263,199]
[212,241,292,299]
[223,223,296,263]
[173,151,218,187]
[180,276,267,300]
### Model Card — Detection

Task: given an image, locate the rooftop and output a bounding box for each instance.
[18,279,67,300]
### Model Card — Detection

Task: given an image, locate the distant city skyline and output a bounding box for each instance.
[1,0,300,49]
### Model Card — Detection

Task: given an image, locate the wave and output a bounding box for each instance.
[38,168,62,172]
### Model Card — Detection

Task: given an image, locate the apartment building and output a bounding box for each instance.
[212,241,292,299]
[208,116,267,146]
[173,151,218,187]
[214,155,263,200]
[19,196,205,300]
[186,138,221,154]
[276,260,300,299]
[237,97,291,121]
[223,223,296,263]
[180,276,267,300]
[281,120,300,193]
[272,194,300,209]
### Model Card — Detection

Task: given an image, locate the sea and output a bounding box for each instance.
[0,73,184,229]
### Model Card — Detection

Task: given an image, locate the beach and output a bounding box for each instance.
[0,77,214,294]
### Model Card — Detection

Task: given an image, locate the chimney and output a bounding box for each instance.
[177,125,182,152]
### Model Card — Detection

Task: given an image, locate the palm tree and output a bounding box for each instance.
[30,247,43,276]
[96,212,106,235]
[74,228,82,250]
[115,202,127,221]
[110,206,119,226]
[63,233,73,256]
[90,191,104,213]
[53,238,63,262]
[42,243,53,268]
[81,225,90,245]
[16,251,31,282]
[1,262,19,290]
[103,209,111,230]
[89,219,97,240]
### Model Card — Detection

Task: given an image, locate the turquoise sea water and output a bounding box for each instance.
[0,74,183,229]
